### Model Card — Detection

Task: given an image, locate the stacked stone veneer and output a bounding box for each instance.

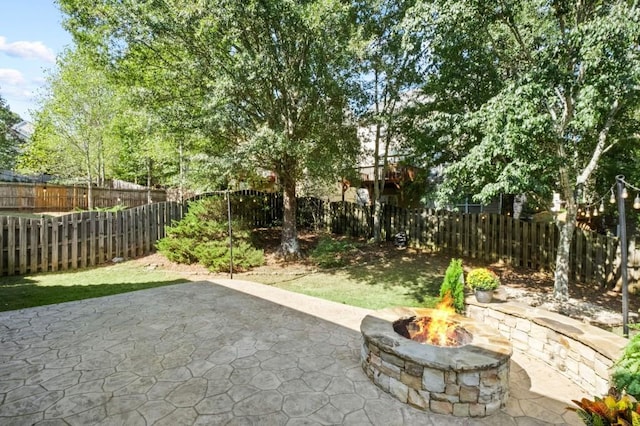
[360,307,512,417]
[466,298,628,396]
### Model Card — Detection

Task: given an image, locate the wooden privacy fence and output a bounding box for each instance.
[0,202,184,276]
[328,202,632,288]
[164,192,640,287]
[0,182,166,212]
[216,193,636,287]
[3,187,635,285]
[188,190,326,229]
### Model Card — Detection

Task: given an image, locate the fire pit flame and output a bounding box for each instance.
[393,293,471,347]
[426,292,456,346]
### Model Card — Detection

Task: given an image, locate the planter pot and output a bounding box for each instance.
[474,289,494,303]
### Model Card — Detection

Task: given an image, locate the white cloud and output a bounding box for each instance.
[0,68,26,86]
[0,36,56,63]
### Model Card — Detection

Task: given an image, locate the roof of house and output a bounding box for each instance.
[10,121,34,141]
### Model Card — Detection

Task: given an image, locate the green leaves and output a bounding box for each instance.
[613,333,640,400]
[410,0,640,205]
[0,94,22,171]
[156,198,265,272]
[60,0,360,191]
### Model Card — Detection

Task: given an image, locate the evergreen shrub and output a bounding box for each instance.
[156,198,264,272]
[439,258,465,313]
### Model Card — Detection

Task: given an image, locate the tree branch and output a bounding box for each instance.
[498,0,533,63]
[577,98,620,184]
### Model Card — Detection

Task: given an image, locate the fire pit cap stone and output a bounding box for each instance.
[361,307,512,370]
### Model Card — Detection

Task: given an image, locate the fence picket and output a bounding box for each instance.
[18,218,27,274]
[98,212,106,264]
[122,210,130,258]
[0,217,5,274]
[40,217,49,272]
[61,215,69,270]
[71,214,79,269]
[51,217,59,272]
[514,219,521,267]
[88,212,97,266]
[483,214,491,262]
[585,233,593,282]
[7,217,15,275]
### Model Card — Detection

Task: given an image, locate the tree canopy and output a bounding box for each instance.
[19,48,125,207]
[0,94,23,171]
[20,0,640,297]
[406,0,640,299]
[59,0,361,255]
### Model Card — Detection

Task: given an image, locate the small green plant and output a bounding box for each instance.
[439,258,465,313]
[570,391,640,425]
[612,332,640,400]
[310,236,358,268]
[467,268,500,291]
[156,198,264,272]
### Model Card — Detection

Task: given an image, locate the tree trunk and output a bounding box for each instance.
[372,69,383,242]
[84,145,93,210]
[279,179,300,259]
[372,120,382,242]
[178,139,185,203]
[87,181,93,210]
[553,202,577,300]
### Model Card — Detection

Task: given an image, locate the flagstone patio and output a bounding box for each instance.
[0,280,583,425]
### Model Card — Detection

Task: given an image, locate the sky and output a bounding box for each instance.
[0,0,72,121]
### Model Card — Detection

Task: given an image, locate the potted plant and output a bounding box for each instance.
[467,268,500,303]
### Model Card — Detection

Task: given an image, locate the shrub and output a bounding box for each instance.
[570,392,640,425]
[439,259,465,313]
[310,236,358,268]
[194,240,264,272]
[156,198,264,272]
[467,268,500,291]
[612,332,640,400]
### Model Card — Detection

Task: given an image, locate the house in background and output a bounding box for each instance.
[355,156,424,208]
[10,121,34,142]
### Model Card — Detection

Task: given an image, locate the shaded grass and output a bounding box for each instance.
[0,263,189,312]
[251,271,440,310]
[248,246,447,310]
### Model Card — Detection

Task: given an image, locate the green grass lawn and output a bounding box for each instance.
[0,262,189,312]
[250,270,441,310]
[0,241,448,312]
[247,251,447,310]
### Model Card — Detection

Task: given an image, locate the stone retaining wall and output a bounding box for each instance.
[466,297,628,396]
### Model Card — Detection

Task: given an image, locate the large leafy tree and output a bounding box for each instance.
[19,48,123,208]
[408,0,640,300]
[0,94,23,171]
[59,0,360,257]
[356,0,427,241]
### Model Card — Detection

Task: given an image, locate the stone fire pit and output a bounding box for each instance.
[360,307,512,417]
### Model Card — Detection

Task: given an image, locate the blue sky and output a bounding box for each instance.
[0,0,72,121]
